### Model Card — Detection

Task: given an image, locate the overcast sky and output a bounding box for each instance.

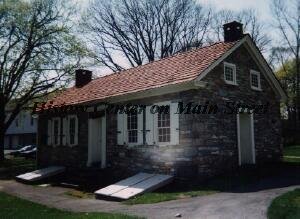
[75,0,273,21]
[198,0,272,21]
[74,0,275,75]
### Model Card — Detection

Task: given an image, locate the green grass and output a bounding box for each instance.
[283,145,300,163]
[268,188,300,219]
[0,192,141,219]
[124,189,216,205]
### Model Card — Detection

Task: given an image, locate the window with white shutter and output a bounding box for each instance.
[148,101,179,146]
[117,109,143,146]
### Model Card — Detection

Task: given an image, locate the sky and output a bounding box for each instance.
[74,0,276,75]
[198,0,272,21]
[75,0,273,18]
[75,0,273,22]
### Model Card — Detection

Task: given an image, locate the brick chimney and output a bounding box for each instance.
[75,69,92,88]
[223,21,244,42]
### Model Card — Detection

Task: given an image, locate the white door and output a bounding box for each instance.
[237,113,255,165]
[87,116,106,168]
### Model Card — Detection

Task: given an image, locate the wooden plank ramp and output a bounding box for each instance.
[95,172,173,200]
[16,166,65,182]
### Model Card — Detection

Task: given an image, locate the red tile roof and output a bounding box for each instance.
[48,40,238,107]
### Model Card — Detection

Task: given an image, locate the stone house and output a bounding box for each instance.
[37,21,286,180]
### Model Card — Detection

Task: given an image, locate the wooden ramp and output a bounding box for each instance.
[95,172,173,200]
[16,166,65,182]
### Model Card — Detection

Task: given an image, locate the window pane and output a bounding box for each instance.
[251,73,259,88]
[128,111,138,143]
[158,107,171,143]
[225,66,234,82]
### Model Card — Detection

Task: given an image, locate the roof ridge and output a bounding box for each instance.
[92,40,232,82]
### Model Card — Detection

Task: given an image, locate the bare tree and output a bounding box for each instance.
[271,0,300,123]
[0,0,86,161]
[209,9,271,53]
[83,0,211,72]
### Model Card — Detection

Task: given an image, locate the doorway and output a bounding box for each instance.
[237,113,255,165]
[87,116,106,168]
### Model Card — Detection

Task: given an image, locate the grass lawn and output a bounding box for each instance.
[0,192,141,219]
[267,188,300,219]
[124,188,216,205]
[283,145,300,163]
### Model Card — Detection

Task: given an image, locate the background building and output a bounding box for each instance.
[4,110,37,149]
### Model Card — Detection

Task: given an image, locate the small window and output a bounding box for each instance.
[250,70,261,90]
[15,118,19,127]
[30,117,34,126]
[127,111,138,143]
[53,118,60,146]
[224,62,237,85]
[158,106,171,143]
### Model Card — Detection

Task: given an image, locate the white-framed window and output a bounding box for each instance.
[157,109,171,143]
[224,62,237,85]
[250,70,261,90]
[127,111,138,143]
[52,117,61,146]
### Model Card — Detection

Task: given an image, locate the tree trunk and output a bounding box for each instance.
[0,95,5,162]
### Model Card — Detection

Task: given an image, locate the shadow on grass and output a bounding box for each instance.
[0,157,36,180]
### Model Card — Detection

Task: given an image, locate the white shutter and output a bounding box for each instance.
[74,116,78,145]
[170,102,179,145]
[62,117,68,146]
[137,112,143,145]
[146,106,154,145]
[117,113,125,145]
[47,120,52,145]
